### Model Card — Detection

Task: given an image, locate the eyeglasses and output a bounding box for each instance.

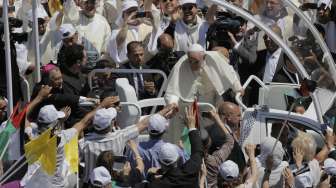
[182,4,195,11]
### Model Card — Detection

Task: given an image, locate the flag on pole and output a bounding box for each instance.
[181,98,200,156]
[0,103,27,159]
[64,133,79,173]
[24,128,57,175]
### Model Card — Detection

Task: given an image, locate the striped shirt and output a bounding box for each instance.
[79,124,139,182]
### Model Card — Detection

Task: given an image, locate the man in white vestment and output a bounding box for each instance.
[164,44,243,143]
[106,0,152,64]
[62,0,111,64]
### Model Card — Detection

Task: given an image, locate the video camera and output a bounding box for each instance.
[0,17,28,45]
[289,35,323,60]
[206,12,243,49]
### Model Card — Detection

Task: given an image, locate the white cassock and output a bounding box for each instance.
[107,24,152,64]
[164,51,242,143]
[63,0,111,63]
[174,16,209,52]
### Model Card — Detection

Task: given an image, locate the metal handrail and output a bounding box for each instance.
[88,68,168,98]
[235,75,268,110]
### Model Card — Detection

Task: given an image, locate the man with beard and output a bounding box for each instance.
[107,0,153,64]
[62,0,111,64]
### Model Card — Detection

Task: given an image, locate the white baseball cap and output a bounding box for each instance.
[158,143,179,166]
[148,114,169,135]
[38,105,65,124]
[59,24,77,39]
[324,158,336,175]
[318,0,332,9]
[188,44,205,53]
[90,166,112,187]
[180,0,196,5]
[219,160,239,180]
[93,108,117,131]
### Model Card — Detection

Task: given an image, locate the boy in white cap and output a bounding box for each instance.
[164,43,243,143]
[127,114,187,174]
[80,104,176,183]
[61,0,111,64]
[106,0,153,64]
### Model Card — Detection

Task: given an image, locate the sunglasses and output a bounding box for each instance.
[182,4,195,11]
[161,0,174,3]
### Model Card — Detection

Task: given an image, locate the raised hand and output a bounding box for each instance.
[37,85,52,99]
[185,105,196,129]
[293,147,304,169]
[245,144,256,158]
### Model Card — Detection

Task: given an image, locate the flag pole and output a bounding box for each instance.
[0,160,27,185]
[0,155,25,183]
[3,0,13,116]
[0,140,10,160]
[32,0,41,82]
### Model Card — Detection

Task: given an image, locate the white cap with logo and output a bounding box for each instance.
[219,160,239,180]
[324,158,336,175]
[148,114,169,135]
[59,24,77,39]
[38,105,65,124]
[93,107,117,131]
[90,166,112,187]
[180,0,197,5]
[318,0,332,9]
[158,143,179,166]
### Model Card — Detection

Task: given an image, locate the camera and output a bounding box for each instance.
[289,35,323,59]
[206,13,242,49]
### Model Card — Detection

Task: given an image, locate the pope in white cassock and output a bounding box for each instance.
[164,44,244,143]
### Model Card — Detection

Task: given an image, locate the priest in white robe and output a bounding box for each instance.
[164,44,244,143]
[106,0,152,64]
[62,0,111,63]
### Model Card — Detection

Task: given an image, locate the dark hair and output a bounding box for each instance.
[314,23,326,37]
[126,41,143,54]
[218,178,242,188]
[100,89,119,100]
[57,44,84,69]
[97,151,115,173]
[149,131,165,139]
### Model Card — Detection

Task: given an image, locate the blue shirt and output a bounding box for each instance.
[128,139,189,174]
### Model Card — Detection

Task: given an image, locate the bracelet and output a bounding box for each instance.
[135,156,143,160]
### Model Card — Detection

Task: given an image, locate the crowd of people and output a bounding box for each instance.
[0,0,336,187]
